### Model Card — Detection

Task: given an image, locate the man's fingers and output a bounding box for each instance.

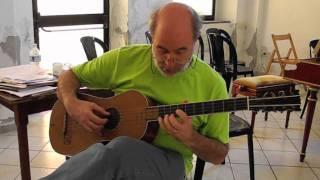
[90,111,108,125]
[168,114,181,129]
[92,103,109,117]
[175,109,190,122]
[87,120,103,132]
[163,114,179,133]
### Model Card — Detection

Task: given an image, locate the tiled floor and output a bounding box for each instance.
[1,91,320,179]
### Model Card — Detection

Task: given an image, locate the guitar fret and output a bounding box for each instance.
[202,102,204,115]
[156,95,297,117]
[222,100,225,112]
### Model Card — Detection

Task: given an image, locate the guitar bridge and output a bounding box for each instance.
[63,114,72,144]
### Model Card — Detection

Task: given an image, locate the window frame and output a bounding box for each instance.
[200,0,216,21]
[31,0,109,48]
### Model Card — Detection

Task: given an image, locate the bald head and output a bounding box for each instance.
[149,3,202,76]
[149,3,202,41]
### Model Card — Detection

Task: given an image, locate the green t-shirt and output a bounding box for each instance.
[72,44,229,174]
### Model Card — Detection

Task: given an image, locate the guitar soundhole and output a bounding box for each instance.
[104,108,120,130]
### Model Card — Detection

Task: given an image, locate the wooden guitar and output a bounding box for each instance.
[49,90,301,156]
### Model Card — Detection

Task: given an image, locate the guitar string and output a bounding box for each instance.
[65,96,299,130]
[65,96,299,123]
[103,95,300,115]
[69,102,248,129]
[87,95,299,120]
[97,95,299,118]
[78,95,298,118]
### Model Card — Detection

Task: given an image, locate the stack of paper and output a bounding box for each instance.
[0,64,57,97]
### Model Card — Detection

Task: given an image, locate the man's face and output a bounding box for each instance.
[151,18,195,76]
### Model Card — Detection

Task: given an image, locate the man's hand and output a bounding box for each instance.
[65,99,109,135]
[159,109,195,144]
[159,109,229,165]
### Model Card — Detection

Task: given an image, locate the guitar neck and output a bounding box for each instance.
[146,97,249,119]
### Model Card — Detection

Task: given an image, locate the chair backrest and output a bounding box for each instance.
[206,28,238,86]
[144,30,205,61]
[145,31,152,44]
[309,39,320,58]
[271,33,298,61]
[80,36,109,61]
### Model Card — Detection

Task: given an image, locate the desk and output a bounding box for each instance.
[284,58,320,162]
[0,92,57,180]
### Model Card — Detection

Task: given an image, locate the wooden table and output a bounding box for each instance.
[0,92,57,180]
[284,58,320,162]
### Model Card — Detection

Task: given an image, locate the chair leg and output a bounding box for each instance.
[194,158,205,180]
[300,90,310,119]
[264,112,268,121]
[251,111,257,129]
[265,50,275,74]
[247,132,255,180]
[285,110,291,128]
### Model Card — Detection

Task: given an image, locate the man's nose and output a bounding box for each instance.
[164,54,175,66]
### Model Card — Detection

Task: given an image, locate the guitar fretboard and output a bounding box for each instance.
[145,95,301,119]
[154,97,249,117]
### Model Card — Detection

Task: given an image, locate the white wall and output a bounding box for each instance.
[0,0,33,67]
[253,0,320,74]
[0,0,33,128]
[215,0,238,23]
[128,0,171,44]
[109,0,128,49]
[12,0,34,65]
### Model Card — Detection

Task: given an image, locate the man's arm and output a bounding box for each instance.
[159,109,228,164]
[57,70,81,106]
[182,128,229,164]
[57,70,108,134]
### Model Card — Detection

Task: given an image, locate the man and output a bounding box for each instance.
[43,2,229,180]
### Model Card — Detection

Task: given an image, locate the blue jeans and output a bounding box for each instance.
[41,136,185,180]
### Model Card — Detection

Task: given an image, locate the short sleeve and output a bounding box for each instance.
[72,48,119,89]
[199,72,229,144]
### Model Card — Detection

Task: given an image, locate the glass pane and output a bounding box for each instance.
[38,0,103,15]
[39,25,104,69]
[173,0,213,16]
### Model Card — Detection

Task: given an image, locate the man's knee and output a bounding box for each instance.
[107,136,140,151]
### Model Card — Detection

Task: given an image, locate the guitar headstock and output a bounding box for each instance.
[248,91,301,112]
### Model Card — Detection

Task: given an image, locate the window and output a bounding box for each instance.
[32,0,109,67]
[173,0,215,20]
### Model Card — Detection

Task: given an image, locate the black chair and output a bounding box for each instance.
[300,39,320,119]
[206,29,237,90]
[80,36,109,61]
[206,28,254,89]
[145,31,153,44]
[193,115,254,180]
[196,29,254,180]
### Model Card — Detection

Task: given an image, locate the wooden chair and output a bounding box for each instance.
[266,33,299,76]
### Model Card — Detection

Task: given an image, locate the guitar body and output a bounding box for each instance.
[49,89,301,156]
[49,90,159,156]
